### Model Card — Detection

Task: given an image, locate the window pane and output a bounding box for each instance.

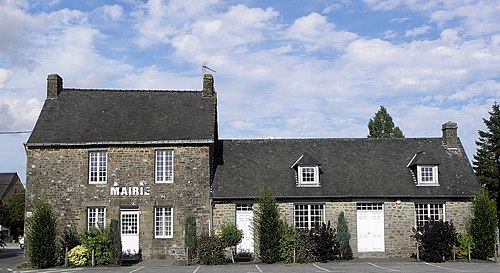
[156,150,173,183]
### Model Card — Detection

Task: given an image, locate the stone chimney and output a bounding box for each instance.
[47,74,63,99]
[442,121,458,149]
[202,74,214,97]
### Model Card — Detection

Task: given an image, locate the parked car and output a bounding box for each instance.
[18,237,24,249]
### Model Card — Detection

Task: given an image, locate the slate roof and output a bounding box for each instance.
[27,89,217,146]
[212,138,478,200]
[0,173,20,200]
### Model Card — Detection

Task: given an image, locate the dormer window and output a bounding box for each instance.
[407,151,440,186]
[292,152,321,187]
[417,165,439,185]
[299,166,319,186]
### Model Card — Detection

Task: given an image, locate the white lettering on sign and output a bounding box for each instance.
[110,186,150,196]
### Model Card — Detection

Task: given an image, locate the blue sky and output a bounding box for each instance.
[0,0,499,183]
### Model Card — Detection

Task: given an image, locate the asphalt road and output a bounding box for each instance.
[3,259,499,273]
[0,245,24,272]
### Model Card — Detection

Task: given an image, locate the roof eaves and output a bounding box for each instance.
[26,139,214,147]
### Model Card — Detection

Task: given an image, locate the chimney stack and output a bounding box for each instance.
[442,121,458,149]
[202,74,214,97]
[47,74,63,99]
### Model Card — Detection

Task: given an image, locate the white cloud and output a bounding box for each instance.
[285,12,357,51]
[0,68,12,88]
[101,4,123,21]
[405,25,431,37]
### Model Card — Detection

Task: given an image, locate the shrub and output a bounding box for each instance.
[456,232,473,259]
[254,186,281,263]
[27,200,58,268]
[295,229,317,263]
[413,220,457,262]
[470,188,498,260]
[221,223,242,248]
[108,219,122,266]
[279,220,298,263]
[184,214,197,263]
[80,227,110,265]
[336,211,352,260]
[197,232,226,265]
[68,245,90,266]
[311,221,338,262]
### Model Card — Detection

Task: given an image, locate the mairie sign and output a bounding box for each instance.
[110,186,150,196]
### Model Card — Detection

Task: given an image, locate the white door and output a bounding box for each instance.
[236,205,254,254]
[121,210,140,255]
[357,204,385,252]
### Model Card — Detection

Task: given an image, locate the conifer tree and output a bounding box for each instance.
[367,106,405,138]
[254,186,281,263]
[473,102,500,224]
[470,188,498,259]
[27,200,58,268]
[336,212,352,260]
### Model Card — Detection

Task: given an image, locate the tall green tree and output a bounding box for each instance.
[470,188,498,259]
[336,212,352,260]
[367,106,405,138]
[473,102,500,224]
[27,200,58,268]
[254,186,281,263]
[7,189,25,239]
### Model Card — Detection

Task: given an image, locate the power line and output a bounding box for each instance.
[0,131,32,135]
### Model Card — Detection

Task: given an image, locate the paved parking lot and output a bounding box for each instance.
[7,259,499,273]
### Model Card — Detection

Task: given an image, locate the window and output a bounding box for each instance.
[294,204,324,229]
[415,203,444,230]
[417,165,439,185]
[89,151,107,183]
[155,207,173,238]
[87,207,106,230]
[156,150,174,183]
[298,166,319,186]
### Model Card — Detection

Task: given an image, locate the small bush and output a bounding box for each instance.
[456,232,473,259]
[413,220,457,262]
[221,223,243,248]
[311,221,338,262]
[68,245,90,266]
[295,229,317,263]
[27,200,58,268]
[254,186,281,263]
[80,227,110,265]
[279,220,298,263]
[197,232,226,265]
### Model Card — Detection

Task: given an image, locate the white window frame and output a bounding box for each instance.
[417,165,439,185]
[155,150,174,183]
[294,204,325,230]
[415,203,445,230]
[298,166,319,187]
[155,207,173,238]
[89,151,107,184]
[87,207,106,230]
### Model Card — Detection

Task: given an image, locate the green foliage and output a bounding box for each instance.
[254,186,281,263]
[197,232,226,265]
[470,188,498,259]
[456,232,473,259]
[184,214,197,248]
[68,245,90,266]
[295,229,317,263]
[473,102,500,225]
[413,220,457,262]
[27,200,58,268]
[80,227,110,265]
[279,220,298,263]
[220,223,242,248]
[367,106,405,138]
[336,212,352,260]
[108,219,122,266]
[7,189,25,239]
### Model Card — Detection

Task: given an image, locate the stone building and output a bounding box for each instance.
[26,74,217,260]
[0,172,24,204]
[26,74,478,261]
[211,129,478,258]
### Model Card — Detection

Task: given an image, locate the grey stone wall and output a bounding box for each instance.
[383,202,415,258]
[446,201,472,233]
[26,145,211,260]
[212,203,236,230]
